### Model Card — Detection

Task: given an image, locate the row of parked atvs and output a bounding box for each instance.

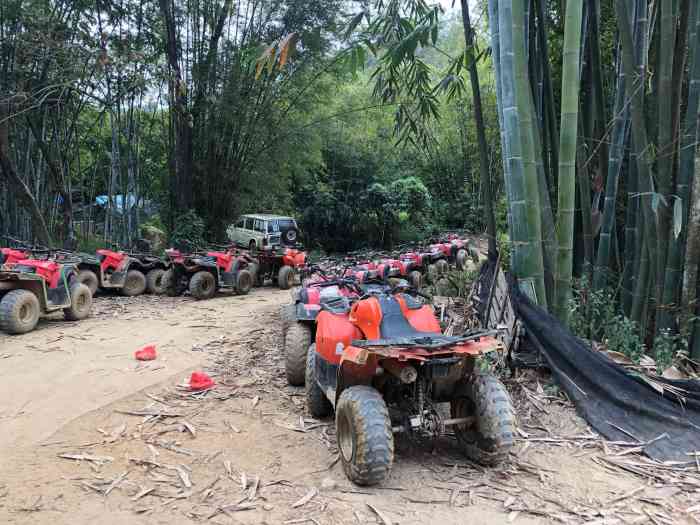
[280,237,516,486]
[0,239,308,334]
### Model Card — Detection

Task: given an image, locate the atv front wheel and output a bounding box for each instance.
[305,345,332,418]
[235,269,253,295]
[408,270,423,288]
[336,386,394,486]
[189,271,217,300]
[77,269,99,296]
[146,268,167,294]
[0,289,40,334]
[278,265,295,290]
[121,270,147,296]
[285,321,312,386]
[451,374,516,466]
[64,283,92,321]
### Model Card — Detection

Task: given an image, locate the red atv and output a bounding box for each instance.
[1,247,31,267]
[282,267,365,386]
[0,252,92,334]
[254,246,306,290]
[305,286,515,485]
[75,248,166,297]
[1,236,41,267]
[162,246,254,300]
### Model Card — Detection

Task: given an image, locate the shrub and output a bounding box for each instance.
[170,210,205,250]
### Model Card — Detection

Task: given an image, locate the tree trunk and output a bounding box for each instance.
[159,0,194,212]
[0,104,51,246]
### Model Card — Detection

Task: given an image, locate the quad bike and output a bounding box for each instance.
[0,252,92,334]
[431,237,479,272]
[254,246,306,290]
[305,286,515,486]
[1,246,31,267]
[163,246,254,300]
[0,236,42,266]
[74,248,167,297]
[282,268,363,386]
[282,265,395,387]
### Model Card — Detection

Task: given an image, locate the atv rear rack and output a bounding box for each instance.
[351,329,499,350]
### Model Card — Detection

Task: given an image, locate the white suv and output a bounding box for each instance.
[227,214,300,251]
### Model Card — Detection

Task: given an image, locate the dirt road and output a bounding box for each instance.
[0,289,695,524]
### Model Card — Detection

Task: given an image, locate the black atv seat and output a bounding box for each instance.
[378,295,439,339]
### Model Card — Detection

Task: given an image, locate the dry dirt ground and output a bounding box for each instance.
[0,288,698,525]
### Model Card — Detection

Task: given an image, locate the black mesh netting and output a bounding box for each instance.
[477,260,700,462]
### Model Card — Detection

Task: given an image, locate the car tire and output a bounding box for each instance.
[278,265,295,290]
[306,346,332,418]
[189,271,217,300]
[120,270,147,296]
[163,269,186,297]
[285,321,312,386]
[235,269,253,295]
[0,289,41,334]
[451,374,516,466]
[146,268,167,294]
[408,270,422,288]
[64,283,92,321]
[336,386,394,486]
[77,269,99,296]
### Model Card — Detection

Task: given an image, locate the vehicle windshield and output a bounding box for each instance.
[277,219,296,229]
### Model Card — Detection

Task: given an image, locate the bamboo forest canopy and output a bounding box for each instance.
[1,0,700,357]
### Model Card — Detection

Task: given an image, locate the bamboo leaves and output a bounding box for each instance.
[255,34,299,80]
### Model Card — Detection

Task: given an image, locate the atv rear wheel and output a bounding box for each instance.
[455,249,468,270]
[305,345,332,418]
[235,269,253,295]
[278,265,295,290]
[408,270,423,288]
[247,262,261,287]
[146,268,167,294]
[0,289,40,334]
[336,386,394,486]
[285,321,312,386]
[427,264,439,283]
[163,269,186,297]
[451,374,516,466]
[64,283,92,321]
[77,269,99,296]
[121,270,147,296]
[189,271,217,300]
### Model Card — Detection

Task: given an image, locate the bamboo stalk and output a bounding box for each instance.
[554,0,585,321]
[615,0,659,336]
[489,0,514,240]
[654,0,678,329]
[658,0,697,332]
[593,44,630,292]
[510,0,548,307]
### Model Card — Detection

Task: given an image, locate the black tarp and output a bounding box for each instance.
[477,261,700,462]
